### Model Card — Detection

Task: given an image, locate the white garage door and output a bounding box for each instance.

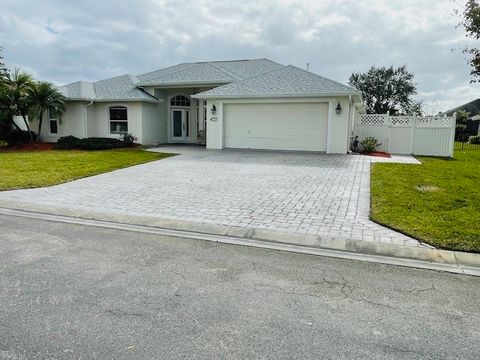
[224,102,328,151]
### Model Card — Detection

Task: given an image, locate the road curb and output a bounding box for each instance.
[1,202,479,276]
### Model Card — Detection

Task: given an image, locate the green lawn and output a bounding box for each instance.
[371,150,480,252]
[0,149,171,191]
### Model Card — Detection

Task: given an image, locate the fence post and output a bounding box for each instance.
[410,114,416,155]
[451,112,457,157]
[385,111,390,153]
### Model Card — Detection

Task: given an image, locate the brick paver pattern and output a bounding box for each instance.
[0,147,426,248]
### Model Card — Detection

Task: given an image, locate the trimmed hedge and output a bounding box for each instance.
[55,136,126,150]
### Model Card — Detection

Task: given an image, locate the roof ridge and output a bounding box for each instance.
[61,80,92,87]
[81,81,97,98]
[93,73,135,84]
[195,58,266,64]
[208,62,244,80]
[207,64,287,88]
[137,62,233,85]
[287,65,357,91]
[137,62,195,79]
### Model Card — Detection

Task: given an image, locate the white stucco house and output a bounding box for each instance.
[34,58,363,153]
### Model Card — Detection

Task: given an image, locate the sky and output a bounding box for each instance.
[0,0,478,112]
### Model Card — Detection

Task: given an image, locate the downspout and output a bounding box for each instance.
[84,101,94,137]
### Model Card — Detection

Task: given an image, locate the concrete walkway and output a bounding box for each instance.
[0,146,425,250]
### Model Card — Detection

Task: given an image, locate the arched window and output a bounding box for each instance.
[109,106,128,134]
[170,95,190,107]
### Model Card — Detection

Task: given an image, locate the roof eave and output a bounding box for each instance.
[65,97,162,103]
[94,98,162,103]
[191,91,362,100]
[138,80,231,88]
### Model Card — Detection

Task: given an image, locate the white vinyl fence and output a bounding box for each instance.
[354,113,456,157]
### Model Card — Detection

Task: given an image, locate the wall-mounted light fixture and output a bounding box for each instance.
[211,104,217,115]
[335,102,342,115]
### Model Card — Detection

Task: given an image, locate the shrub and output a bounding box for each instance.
[361,136,382,153]
[469,135,480,144]
[77,137,124,150]
[55,136,81,149]
[4,130,36,145]
[122,133,136,146]
[55,136,125,150]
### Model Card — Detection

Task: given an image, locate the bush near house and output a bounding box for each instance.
[371,150,480,252]
[55,136,127,150]
[361,136,382,153]
[1,130,37,145]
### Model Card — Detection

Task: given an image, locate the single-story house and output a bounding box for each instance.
[33,58,363,153]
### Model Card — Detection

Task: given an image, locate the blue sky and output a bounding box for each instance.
[0,0,478,112]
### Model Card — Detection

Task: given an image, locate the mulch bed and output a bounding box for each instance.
[0,142,55,152]
[362,151,391,158]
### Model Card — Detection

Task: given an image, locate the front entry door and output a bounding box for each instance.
[171,109,187,141]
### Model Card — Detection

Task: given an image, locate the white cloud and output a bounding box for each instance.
[0,0,478,111]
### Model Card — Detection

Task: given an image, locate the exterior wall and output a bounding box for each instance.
[27,102,88,142]
[329,97,351,154]
[205,97,352,154]
[206,99,222,149]
[62,102,88,140]
[16,100,164,144]
[86,103,96,137]
[90,102,143,143]
[141,102,166,145]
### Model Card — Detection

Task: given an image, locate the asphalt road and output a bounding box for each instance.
[1,214,479,360]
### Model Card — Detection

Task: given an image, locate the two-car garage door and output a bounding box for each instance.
[223,102,328,152]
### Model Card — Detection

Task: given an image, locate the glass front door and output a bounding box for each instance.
[171,109,187,141]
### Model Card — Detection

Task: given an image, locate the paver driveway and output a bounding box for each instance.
[0,146,424,247]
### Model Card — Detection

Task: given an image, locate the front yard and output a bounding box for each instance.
[371,150,480,252]
[0,149,171,191]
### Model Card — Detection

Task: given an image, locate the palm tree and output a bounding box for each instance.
[29,81,66,138]
[0,68,34,136]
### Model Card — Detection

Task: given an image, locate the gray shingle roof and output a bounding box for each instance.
[59,75,158,102]
[192,65,361,99]
[137,63,196,82]
[136,59,283,86]
[58,81,95,100]
[93,74,156,101]
[137,62,237,86]
[212,59,284,79]
[59,59,359,102]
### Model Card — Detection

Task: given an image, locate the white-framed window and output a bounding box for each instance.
[170,95,190,107]
[49,109,59,135]
[109,106,128,134]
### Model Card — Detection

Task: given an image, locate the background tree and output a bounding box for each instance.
[457,0,480,82]
[0,47,8,81]
[349,65,421,115]
[28,81,65,137]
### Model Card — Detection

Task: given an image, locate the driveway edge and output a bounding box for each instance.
[1,202,479,276]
